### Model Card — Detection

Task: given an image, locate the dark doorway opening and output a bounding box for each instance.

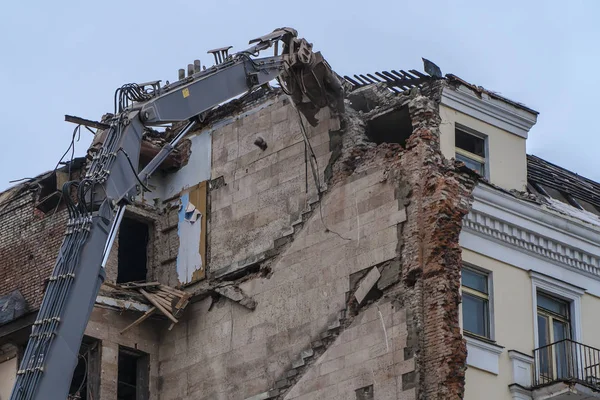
[118,347,149,400]
[117,217,149,283]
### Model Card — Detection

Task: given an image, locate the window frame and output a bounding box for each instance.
[461,264,495,341]
[530,271,583,349]
[454,124,489,179]
[536,291,572,344]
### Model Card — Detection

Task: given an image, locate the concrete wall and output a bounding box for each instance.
[439,104,527,192]
[0,356,16,400]
[208,95,329,275]
[582,294,600,350]
[157,165,409,399]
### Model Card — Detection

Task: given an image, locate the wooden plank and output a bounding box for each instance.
[102,281,121,290]
[159,285,187,297]
[140,289,178,324]
[120,307,157,334]
[188,181,207,282]
[64,114,110,130]
[152,294,173,310]
[121,282,160,288]
[174,294,191,310]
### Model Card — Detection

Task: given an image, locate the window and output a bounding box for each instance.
[69,337,100,400]
[461,267,491,339]
[118,347,149,400]
[455,127,486,176]
[536,291,572,381]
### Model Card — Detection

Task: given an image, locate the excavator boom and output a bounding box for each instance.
[9,28,343,400]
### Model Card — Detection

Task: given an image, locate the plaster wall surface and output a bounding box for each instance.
[461,249,532,400]
[0,357,16,400]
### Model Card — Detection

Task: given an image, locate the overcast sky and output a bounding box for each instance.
[0,0,598,192]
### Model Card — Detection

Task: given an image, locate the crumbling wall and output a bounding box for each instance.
[397,94,476,400]
[208,94,333,277]
[156,83,476,400]
[158,161,410,399]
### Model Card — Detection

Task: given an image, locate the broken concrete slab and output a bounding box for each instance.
[354,267,381,305]
[214,284,256,310]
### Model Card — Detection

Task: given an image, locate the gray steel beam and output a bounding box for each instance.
[141,58,282,125]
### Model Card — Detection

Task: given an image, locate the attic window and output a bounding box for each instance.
[365,107,413,146]
[455,127,486,176]
[117,217,149,283]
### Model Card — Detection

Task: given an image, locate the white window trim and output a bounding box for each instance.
[530,271,584,349]
[465,335,504,375]
[455,123,490,180]
[462,264,503,375]
[462,263,495,341]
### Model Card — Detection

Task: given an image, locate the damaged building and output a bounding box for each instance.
[1,39,600,400]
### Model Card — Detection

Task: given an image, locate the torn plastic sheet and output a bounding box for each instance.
[184,201,202,223]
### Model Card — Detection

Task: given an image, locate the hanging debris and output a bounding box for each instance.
[102,281,191,333]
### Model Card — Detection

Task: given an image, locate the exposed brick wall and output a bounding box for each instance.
[0,188,69,310]
[0,184,164,307]
[398,95,475,400]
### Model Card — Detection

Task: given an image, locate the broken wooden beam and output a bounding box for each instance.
[140,289,178,325]
[120,307,157,335]
[65,115,110,130]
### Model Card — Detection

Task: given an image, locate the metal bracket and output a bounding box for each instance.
[207,46,233,65]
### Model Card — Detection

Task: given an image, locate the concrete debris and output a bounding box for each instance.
[213,284,256,310]
[354,267,381,305]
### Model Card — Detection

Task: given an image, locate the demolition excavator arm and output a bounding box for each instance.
[9,27,343,400]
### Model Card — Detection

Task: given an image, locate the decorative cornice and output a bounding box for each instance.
[441,86,537,138]
[474,184,600,243]
[463,209,600,281]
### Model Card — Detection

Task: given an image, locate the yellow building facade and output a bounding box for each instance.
[440,81,600,400]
